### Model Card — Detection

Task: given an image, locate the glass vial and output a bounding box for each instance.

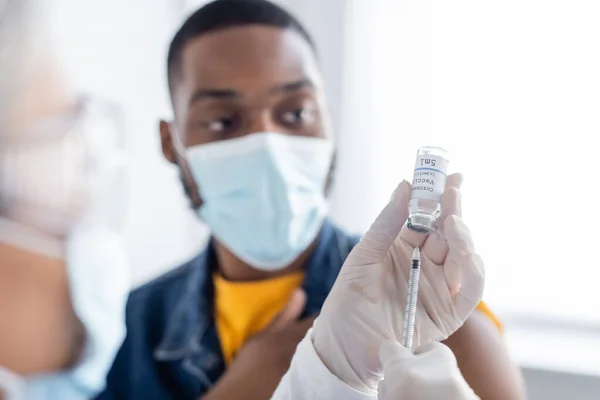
[407,146,450,234]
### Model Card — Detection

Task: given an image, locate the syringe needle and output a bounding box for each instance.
[402,246,422,349]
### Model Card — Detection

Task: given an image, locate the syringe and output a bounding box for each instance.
[402,247,421,349]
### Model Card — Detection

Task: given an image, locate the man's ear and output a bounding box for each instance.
[159,120,177,164]
[159,120,203,209]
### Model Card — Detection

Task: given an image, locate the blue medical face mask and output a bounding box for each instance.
[187,132,334,271]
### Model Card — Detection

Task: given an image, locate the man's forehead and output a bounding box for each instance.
[178,25,321,95]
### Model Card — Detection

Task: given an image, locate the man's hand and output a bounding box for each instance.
[203,290,315,400]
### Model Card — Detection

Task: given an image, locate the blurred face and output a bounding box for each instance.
[160,25,333,206]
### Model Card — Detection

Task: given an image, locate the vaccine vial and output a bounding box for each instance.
[407,146,450,234]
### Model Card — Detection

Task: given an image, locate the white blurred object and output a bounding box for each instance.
[378,341,479,400]
[271,329,377,400]
[272,332,480,400]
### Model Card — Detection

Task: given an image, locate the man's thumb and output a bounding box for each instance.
[268,289,306,331]
[353,180,411,265]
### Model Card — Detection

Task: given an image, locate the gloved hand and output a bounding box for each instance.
[312,175,485,391]
[378,340,480,400]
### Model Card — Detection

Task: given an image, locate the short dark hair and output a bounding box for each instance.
[167,0,316,92]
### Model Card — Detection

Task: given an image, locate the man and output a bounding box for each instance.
[0,0,129,398]
[101,1,524,399]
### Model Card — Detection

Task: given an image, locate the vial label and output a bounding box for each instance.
[411,154,449,201]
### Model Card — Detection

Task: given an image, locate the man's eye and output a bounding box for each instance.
[281,108,315,125]
[205,116,237,132]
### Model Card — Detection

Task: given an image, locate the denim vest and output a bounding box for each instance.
[97,220,359,400]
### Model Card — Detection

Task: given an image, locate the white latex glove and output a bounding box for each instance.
[313,175,485,391]
[378,340,480,400]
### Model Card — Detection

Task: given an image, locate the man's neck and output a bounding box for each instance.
[213,240,318,282]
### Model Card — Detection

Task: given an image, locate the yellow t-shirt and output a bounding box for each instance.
[213,272,305,364]
[213,272,502,364]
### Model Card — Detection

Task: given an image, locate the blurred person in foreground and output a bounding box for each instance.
[100,1,525,399]
[0,0,129,399]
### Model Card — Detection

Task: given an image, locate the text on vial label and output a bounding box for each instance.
[420,158,438,167]
[411,155,449,201]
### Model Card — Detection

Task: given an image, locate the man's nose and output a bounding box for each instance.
[247,110,278,134]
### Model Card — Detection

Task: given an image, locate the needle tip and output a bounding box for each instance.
[412,247,420,260]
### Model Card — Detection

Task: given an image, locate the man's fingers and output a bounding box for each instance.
[292,316,317,338]
[267,289,306,331]
[277,315,317,343]
[352,180,411,265]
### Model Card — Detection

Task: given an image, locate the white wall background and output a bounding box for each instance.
[368,0,600,325]
[48,0,599,397]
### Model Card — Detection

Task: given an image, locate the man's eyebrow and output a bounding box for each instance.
[270,78,314,93]
[189,88,240,105]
